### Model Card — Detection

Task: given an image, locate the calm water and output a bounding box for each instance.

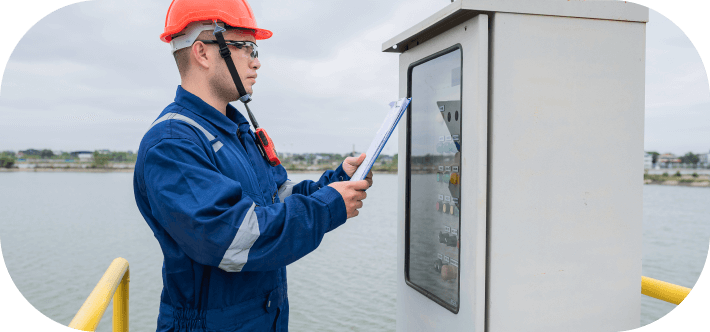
[0,173,707,331]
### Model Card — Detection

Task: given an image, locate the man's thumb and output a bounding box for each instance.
[357,153,366,164]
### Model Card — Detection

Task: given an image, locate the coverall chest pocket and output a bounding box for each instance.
[212,143,263,202]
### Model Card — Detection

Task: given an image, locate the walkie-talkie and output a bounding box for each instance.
[244,103,280,166]
[212,21,281,167]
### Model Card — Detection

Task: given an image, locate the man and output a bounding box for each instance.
[133,0,373,331]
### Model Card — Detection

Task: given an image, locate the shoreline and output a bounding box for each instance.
[644,180,709,188]
[0,167,134,173]
[2,169,706,187]
[0,168,398,175]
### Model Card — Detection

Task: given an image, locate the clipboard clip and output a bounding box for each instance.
[389,99,404,109]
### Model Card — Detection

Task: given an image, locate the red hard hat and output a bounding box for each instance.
[160,0,272,43]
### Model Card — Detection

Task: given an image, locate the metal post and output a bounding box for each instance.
[113,270,130,332]
[69,257,129,331]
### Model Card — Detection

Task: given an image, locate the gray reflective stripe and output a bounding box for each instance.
[277,180,296,202]
[149,113,223,152]
[218,203,260,272]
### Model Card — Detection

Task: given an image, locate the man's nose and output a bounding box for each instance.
[251,57,261,70]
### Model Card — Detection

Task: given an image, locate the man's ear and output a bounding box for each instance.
[191,41,211,70]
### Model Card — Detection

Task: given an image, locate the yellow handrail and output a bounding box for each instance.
[641,276,691,305]
[65,258,688,331]
[69,257,129,331]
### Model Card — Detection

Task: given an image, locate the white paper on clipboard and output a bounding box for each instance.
[350,97,411,181]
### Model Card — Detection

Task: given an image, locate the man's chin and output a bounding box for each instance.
[230,91,252,102]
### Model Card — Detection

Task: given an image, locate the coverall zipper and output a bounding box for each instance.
[234,128,263,201]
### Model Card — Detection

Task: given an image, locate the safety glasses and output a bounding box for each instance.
[197,40,259,59]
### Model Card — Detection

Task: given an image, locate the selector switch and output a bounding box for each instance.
[438,231,447,244]
[439,232,458,247]
[434,258,444,273]
[446,234,457,247]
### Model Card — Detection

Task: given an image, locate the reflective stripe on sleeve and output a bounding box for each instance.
[218,203,261,272]
[277,180,296,202]
[149,113,223,152]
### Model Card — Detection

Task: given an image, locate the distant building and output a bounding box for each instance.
[643,153,653,170]
[20,149,40,156]
[380,155,394,163]
[77,153,94,162]
[70,150,93,157]
[700,150,710,166]
[658,153,680,168]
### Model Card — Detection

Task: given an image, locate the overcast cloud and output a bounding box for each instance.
[0,0,708,156]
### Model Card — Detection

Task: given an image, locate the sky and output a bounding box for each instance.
[0,0,708,156]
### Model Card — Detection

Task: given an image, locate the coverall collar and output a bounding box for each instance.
[174,85,250,134]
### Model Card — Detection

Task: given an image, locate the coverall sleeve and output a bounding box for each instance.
[273,163,351,202]
[144,138,347,272]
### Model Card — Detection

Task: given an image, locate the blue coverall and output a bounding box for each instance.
[133,86,350,331]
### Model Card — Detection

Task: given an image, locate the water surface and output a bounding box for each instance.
[0,173,707,330]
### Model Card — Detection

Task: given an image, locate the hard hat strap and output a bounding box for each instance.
[213,22,252,104]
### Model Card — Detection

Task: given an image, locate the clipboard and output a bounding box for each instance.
[350,98,412,181]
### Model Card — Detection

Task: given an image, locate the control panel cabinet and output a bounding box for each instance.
[398,13,489,332]
[387,1,647,332]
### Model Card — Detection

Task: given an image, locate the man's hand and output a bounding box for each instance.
[342,153,374,188]
[329,180,369,218]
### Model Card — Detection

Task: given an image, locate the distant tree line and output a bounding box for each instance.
[1,149,138,168]
[0,151,15,168]
[279,152,398,172]
[646,151,703,165]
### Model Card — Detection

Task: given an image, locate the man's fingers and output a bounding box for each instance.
[329,180,368,219]
[356,153,366,165]
[351,180,370,190]
[354,191,367,201]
